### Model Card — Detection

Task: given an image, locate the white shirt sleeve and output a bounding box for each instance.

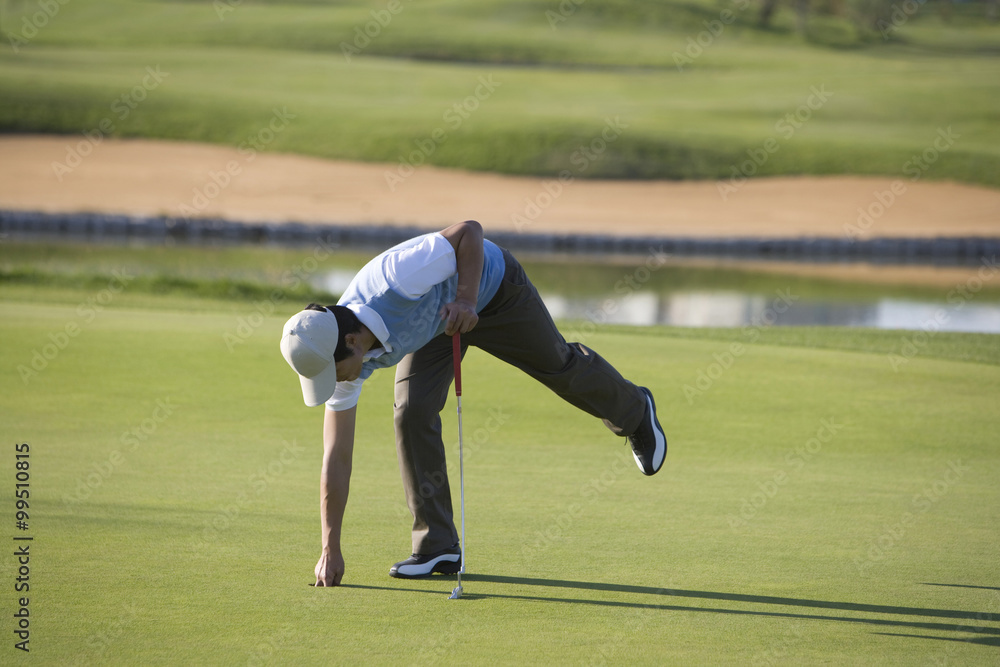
[326,377,363,412]
[382,233,457,299]
[326,233,454,412]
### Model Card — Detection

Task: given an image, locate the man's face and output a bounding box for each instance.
[334,334,365,382]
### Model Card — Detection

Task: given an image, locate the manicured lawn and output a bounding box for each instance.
[1,276,998,663]
[1,0,998,184]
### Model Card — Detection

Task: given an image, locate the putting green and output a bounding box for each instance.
[1,283,998,664]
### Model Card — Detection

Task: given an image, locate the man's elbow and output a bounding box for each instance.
[460,220,483,236]
[442,220,483,253]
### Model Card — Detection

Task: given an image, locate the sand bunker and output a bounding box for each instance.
[2,135,998,241]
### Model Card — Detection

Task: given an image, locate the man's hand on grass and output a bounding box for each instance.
[315,549,345,587]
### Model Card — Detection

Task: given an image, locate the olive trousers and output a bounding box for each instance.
[393,248,647,554]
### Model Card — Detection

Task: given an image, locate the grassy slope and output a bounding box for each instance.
[0,0,998,184]
[2,283,999,664]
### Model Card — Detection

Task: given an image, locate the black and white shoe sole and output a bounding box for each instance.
[389,553,461,579]
[634,388,667,476]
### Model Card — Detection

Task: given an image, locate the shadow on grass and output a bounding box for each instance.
[333,574,1000,640]
[467,575,999,623]
[922,582,1000,592]
[875,633,1000,647]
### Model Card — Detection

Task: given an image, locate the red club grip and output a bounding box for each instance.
[452,333,462,397]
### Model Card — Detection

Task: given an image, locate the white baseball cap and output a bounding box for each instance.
[280,308,340,407]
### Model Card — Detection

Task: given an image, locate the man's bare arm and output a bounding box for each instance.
[315,405,356,586]
[440,220,484,336]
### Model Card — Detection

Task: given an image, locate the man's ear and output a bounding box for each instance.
[343,332,358,352]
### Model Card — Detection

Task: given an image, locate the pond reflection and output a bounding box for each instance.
[540,291,1000,333]
[313,267,1000,334]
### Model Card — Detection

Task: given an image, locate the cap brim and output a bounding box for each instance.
[299,358,339,407]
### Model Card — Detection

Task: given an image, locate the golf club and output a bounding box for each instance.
[448,332,465,600]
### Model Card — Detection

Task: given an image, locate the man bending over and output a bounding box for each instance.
[280,221,666,586]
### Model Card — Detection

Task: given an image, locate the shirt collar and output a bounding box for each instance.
[345,303,393,357]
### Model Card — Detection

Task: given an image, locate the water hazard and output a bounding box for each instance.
[313,261,1000,334]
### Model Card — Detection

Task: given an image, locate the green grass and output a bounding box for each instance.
[0,0,999,184]
[2,274,999,664]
